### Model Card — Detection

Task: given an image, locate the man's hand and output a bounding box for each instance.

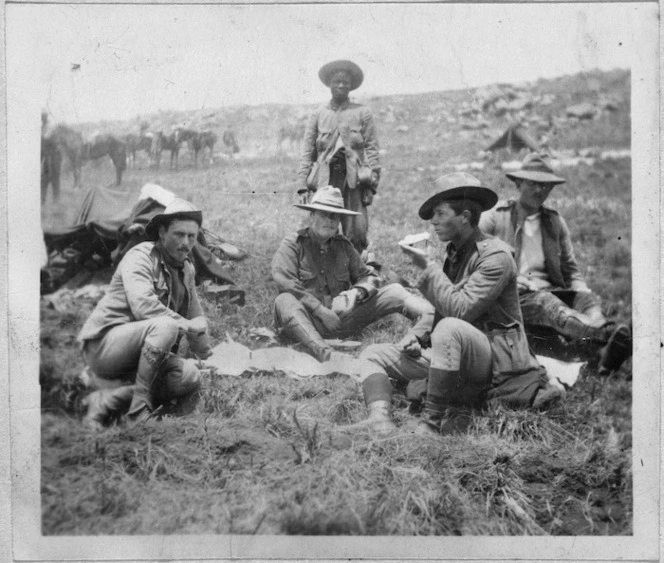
[314,306,341,333]
[398,333,422,358]
[516,275,537,293]
[362,188,375,207]
[399,242,431,270]
[184,316,208,336]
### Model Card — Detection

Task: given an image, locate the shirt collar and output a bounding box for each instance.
[446,229,483,261]
[329,99,350,111]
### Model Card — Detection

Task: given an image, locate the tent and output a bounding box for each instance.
[42,183,237,293]
[486,124,541,153]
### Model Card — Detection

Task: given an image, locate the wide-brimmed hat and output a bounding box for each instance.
[145,198,203,239]
[319,60,364,91]
[294,186,359,216]
[505,153,566,185]
[418,172,498,220]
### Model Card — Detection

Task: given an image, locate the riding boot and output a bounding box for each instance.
[280,310,332,362]
[127,343,169,420]
[344,373,396,434]
[532,383,566,410]
[598,323,632,375]
[416,368,472,436]
[83,385,135,430]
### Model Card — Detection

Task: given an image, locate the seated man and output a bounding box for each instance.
[78,198,212,428]
[351,172,560,435]
[271,185,434,362]
[479,153,631,375]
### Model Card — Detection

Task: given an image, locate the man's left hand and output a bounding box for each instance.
[398,333,422,358]
[362,189,375,206]
[333,288,365,316]
[399,242,431,270]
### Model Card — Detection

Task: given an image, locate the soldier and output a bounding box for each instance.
[480,153,631,375]
[272,186,433,363]
[351,173,559,435]
[78,199,212,428]
[298,60,380,256]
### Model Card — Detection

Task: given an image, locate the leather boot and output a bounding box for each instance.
[415,406,473,436]
[598,323,632,375]
[280,311,332,362]
[127,343,169,420]
[415,368,472,436]
[532,382,566,410]
[83,385,135,430]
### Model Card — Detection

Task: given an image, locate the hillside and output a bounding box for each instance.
[76,68,630,160]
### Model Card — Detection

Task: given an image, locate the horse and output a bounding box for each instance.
[151,131,181,170]
[222,129,240,157]
[41,135,62,204]
[82,133,127,186]
[125,132,154,168]
[174,127,200,167]
[192,130,217,167]
[53,124,86,188]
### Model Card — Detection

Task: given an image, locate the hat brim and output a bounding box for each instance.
[418,186,498,220]
[319,60,364,90]
[506,170,566,184]
[145,210,203,239]
[294,202,359,216]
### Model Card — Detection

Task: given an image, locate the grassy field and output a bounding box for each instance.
[40,70,632,536]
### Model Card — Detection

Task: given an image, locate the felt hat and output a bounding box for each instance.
[145,198,203,239]
[294,185,359,216]
[505,153,566,185]
[418,172,498,220]
[319,60,364,90]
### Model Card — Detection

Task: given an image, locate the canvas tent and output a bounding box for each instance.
[42,183,237,294]
[486,124,541,153]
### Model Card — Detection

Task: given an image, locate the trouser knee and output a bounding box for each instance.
[273,293,302,326]
[145,316,180,352]
[430,317,468,371]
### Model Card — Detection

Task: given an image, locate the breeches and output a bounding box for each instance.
[359,317,493,386]
[274,284,429,340]
[519,289,605,340]
[82,317,201,400]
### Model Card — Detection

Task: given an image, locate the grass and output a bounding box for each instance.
[40,69,632,536]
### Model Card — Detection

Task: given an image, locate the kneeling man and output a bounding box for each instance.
[354,173,559,435]
[271,186,434,362]
[78,198,212,428]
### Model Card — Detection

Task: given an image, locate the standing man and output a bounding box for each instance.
[298,60,380,256]
[479,153,631,375]
[78,199,212,428]
[272,186,434,363]
[351,173,559,435]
